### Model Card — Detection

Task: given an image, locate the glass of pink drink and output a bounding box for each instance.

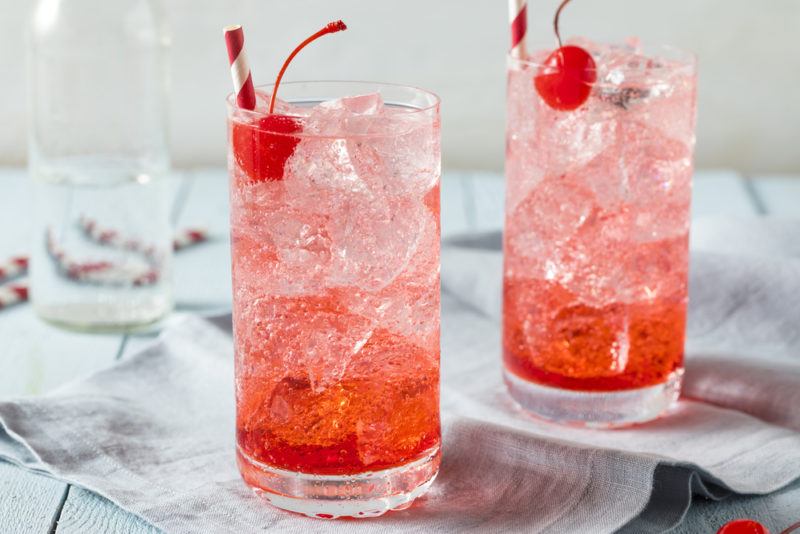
[503,40,697,427]
[227,82,441,517]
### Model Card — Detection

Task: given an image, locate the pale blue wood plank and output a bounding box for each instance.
[0,168,33,257]
[441,173,473,238]
[0,460,68,534]
[692,170,756,218]
[0,167,131,529]
[55,486,160,534]
[117,334,158,361]
[463,172,505,232]
[174,169,230,232]
[751,175,800,217]
[0,168,124,397]
[171,169,231,312]
[0,305,125,397]
[168,172,193,226]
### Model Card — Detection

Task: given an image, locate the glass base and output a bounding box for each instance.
[504,368,683,428]
[33,299,172,333]
[237,445,440,518]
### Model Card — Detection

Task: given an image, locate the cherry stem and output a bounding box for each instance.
[269,20,348,114]
[782,520,800,534]
[553,0,572,49]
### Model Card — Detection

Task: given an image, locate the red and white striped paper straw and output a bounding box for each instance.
[0,282,27,309]
[0,256,27,284]
[224,25,256,110]
[508,0,528,59]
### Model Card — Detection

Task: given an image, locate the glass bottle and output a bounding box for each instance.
[28,0,172,330]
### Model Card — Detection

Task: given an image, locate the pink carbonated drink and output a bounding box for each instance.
[227,82,441,517]
[504,39,697,427]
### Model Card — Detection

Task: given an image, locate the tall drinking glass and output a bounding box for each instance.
[227,82,441,517]
[503,42,697,427]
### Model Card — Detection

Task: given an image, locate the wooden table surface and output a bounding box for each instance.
[0,168,798,533]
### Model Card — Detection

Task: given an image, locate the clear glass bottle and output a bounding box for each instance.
[28,0,173,330]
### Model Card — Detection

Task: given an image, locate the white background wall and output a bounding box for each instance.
[1,0,798,173]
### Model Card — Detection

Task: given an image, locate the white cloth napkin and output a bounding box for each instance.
[1,217,799,533]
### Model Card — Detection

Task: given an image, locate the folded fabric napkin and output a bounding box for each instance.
[1,217,799,533]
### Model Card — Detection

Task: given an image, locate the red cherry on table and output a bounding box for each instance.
[717,519,770,534]
[232,114,302,183]
[534,45,597,111]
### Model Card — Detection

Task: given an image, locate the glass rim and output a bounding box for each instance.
[226,80,441,120]
[507,42,697,79]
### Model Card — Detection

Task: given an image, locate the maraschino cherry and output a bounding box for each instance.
[534,0,596,111]
[233,21,347,182]
[717,519,770,534]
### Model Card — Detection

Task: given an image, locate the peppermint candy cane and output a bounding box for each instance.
[0,282,27,309]
[0,256,27,284]
[173,229,209,251]
[79,216,208,254]
[46,228,158,287]
[1,224,208,289]
[0,225,209,310]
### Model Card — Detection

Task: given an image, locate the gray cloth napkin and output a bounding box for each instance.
[2,217,800,533]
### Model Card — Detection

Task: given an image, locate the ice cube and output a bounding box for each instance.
[507,178,596,260]
[278,91,436,292]
[327,197,426,291]
[532,98,620,178]
[251,90,271,114]
[247,93,310,118]
[319,92,384,115]
[284,137,375,208]
[334,209,439,348]
[235,295,378,393]
[345,109,439,201]
[307,93,385,136]
[270,97,313,117]
[620,121,692,241]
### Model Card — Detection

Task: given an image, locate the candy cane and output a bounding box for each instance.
[46,229,159,287]
[509,0,528,59]
[0,225,210,310]
[0,282,27,309]
[79,215,157,258]
[224,25,256,110]
[172,228,209,251]
[79,216,208,254]
[1,226,208,286]
[0,256,27,284]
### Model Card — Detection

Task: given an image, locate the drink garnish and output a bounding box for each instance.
[268,21,347,114]
[534,0,596,111]
[233,21,347,183]
[717,519,770,534]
